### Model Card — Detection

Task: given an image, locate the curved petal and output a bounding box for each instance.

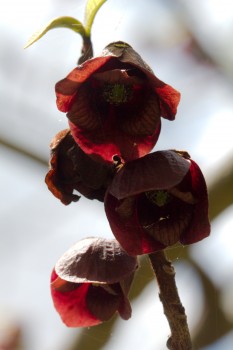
[69,120,161,163]
[45,129,81,205]
[51,270,100,327]
[55,56,112,112]
[86,284,122,321]
[55,237,138,284]
[180,160,210,244]
[155,83,181,120]
[109,150,191,199]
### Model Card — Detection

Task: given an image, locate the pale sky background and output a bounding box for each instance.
[1,0,233,349]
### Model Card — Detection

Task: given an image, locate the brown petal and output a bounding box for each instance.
[102,41,154,74]
[168,187,197,204]
[121,92,160,136]
[45,129,81,205]
[109,150,191,199]
[179,160,211,244]
[51,276,80,293]
[115,196,136,219]
[86,285,121,321]
[144,209,192,246]
[45,129,113,204]
[67,83,102,131]
[55,237,138,284]
[93,69,143,85]
[118,295,132,320]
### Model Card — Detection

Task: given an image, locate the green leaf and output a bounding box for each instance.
[24,16,86,49]
[84,0,107,36]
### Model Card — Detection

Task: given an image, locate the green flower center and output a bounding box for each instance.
[145,190,170,207]
[103,84,132,105]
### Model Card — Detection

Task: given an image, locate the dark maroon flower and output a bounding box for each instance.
[51,237,138,327]
[45,129,114,204]
[105,150,210,256]
[55,41,180,163]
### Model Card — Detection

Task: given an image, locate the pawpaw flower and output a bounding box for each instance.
[51,237,138,327]
[104,151,210,256]
[45,129,114,205]
[55,41,180,163]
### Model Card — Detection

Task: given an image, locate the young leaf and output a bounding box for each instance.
[24,16,86,49]
[84,0,107,36]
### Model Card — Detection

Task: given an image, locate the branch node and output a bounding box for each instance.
[163,263,175,275]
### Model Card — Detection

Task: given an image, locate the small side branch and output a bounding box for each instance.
[148,250,192,350]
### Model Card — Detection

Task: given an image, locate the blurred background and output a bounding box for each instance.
[1,0,233,349]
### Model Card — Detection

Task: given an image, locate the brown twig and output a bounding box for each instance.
[148,250,192,350]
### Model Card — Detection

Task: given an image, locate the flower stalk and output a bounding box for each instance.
[78,35,93,64]
[148,250,192,350]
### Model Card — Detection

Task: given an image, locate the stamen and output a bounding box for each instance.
[103,84,132,105]
[112,154,124,171]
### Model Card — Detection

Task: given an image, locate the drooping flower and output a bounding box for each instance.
[105,150,210,256]
[51,237,138,327]
[45,129,114,205]
[55,41,180,163]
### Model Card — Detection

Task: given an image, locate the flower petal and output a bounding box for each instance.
[45,129,81,205]
[51,270,100,327]
[155,83,181,120]
[86,284,122,321]
[55,237,138,283]
[55,56,112,112]
[180,160,211,244]
[69,120,161,163]
[109,150,191,199]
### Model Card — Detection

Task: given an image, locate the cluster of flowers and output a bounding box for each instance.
[47,42,210,327]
